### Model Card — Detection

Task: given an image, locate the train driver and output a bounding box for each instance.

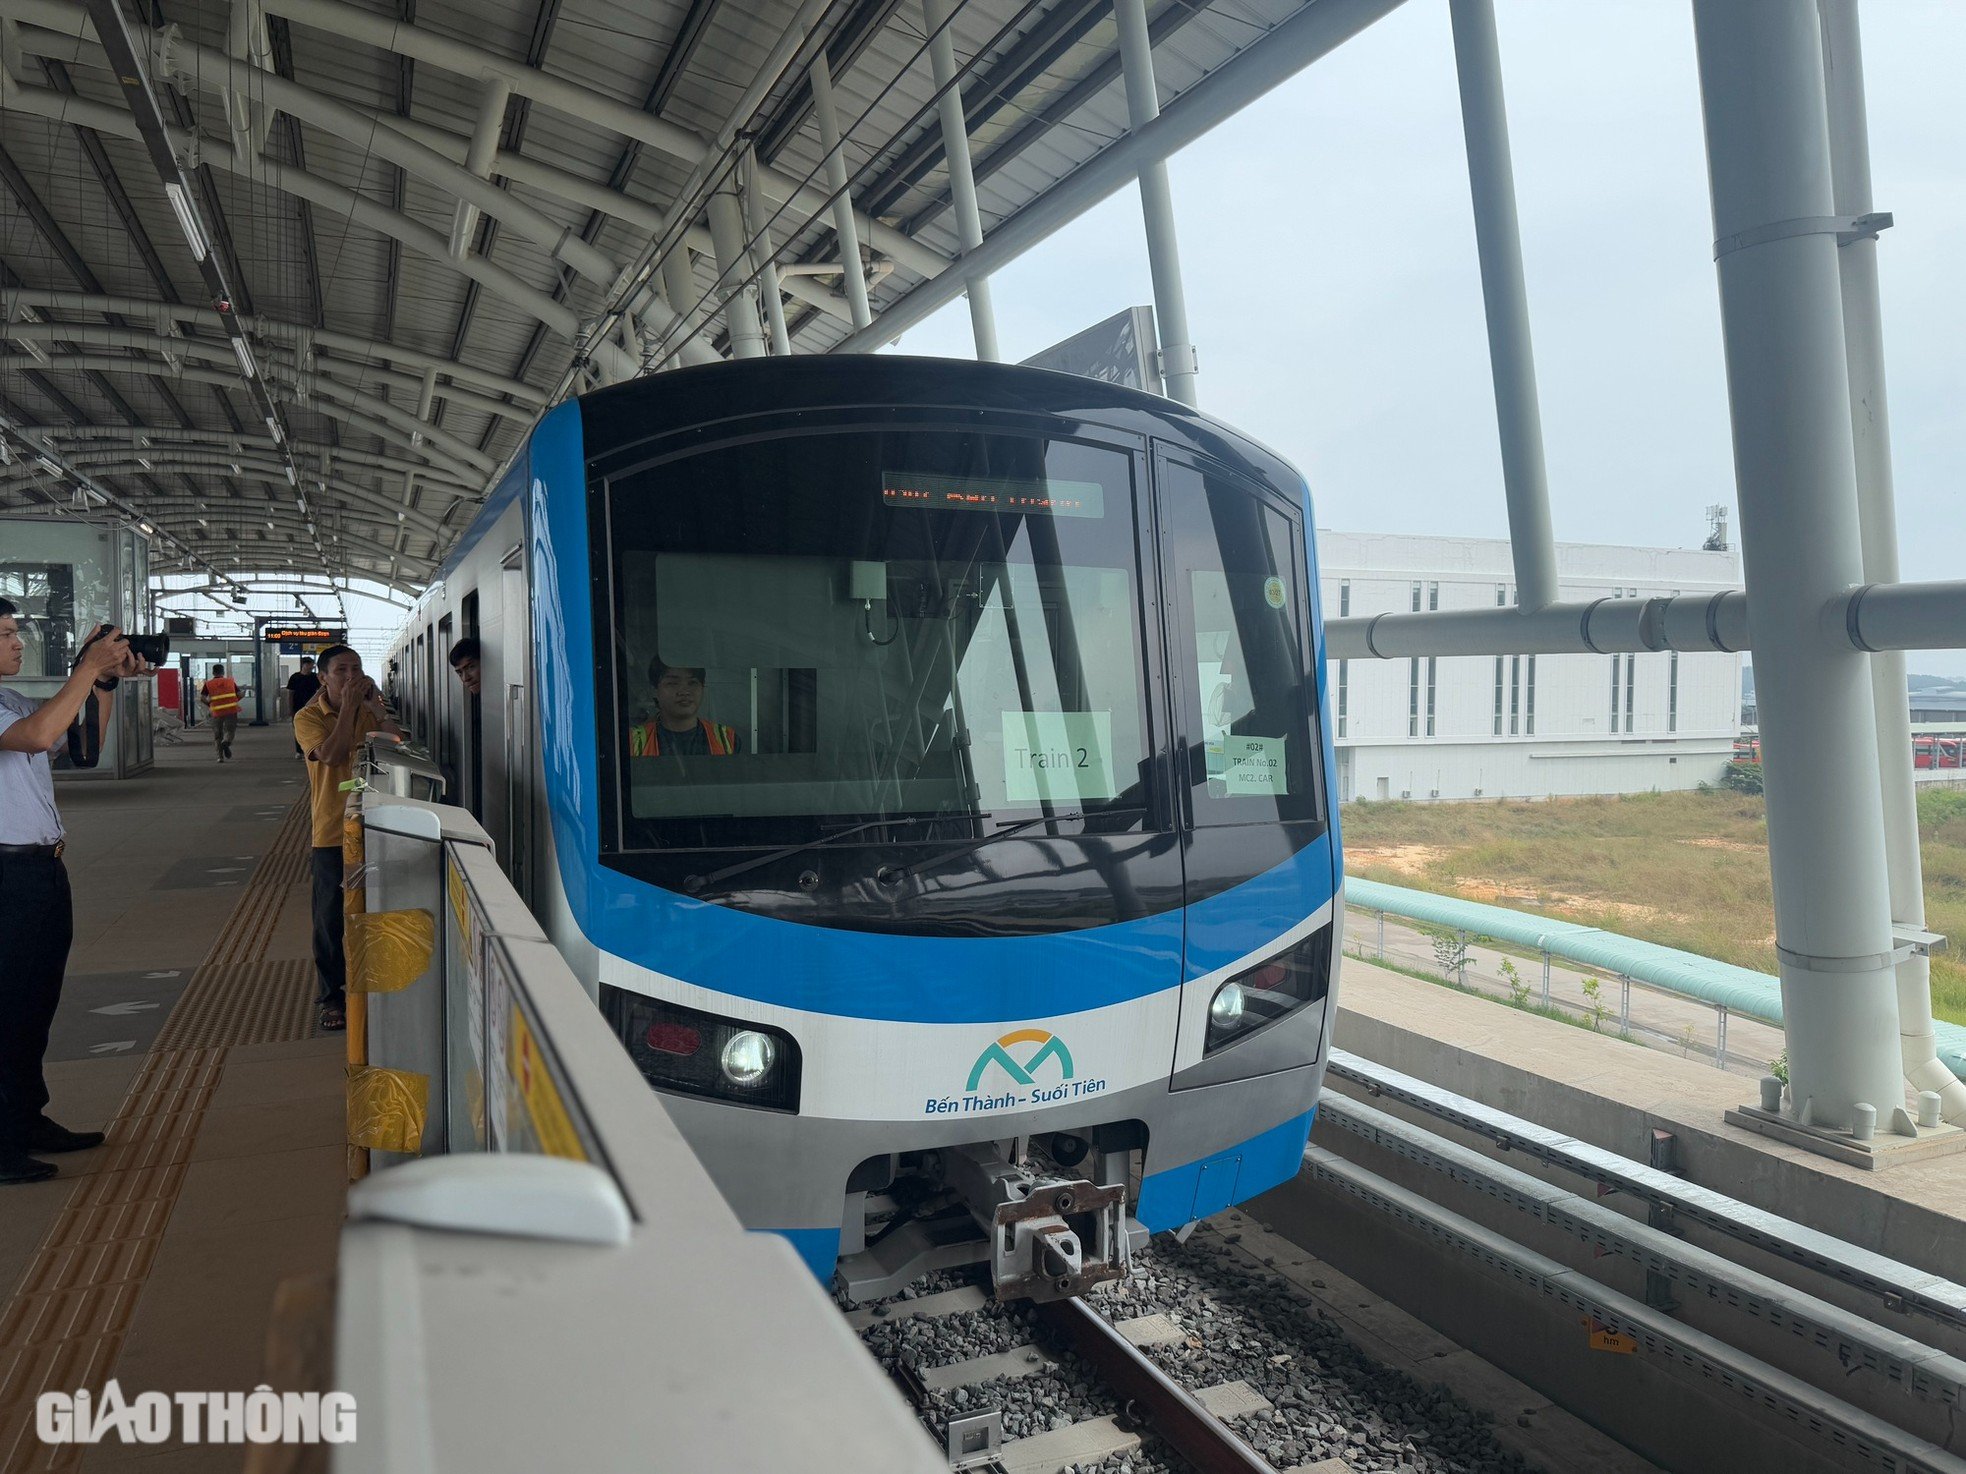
[629,660,742,758]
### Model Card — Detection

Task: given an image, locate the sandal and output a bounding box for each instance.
[319,1005,346,1033]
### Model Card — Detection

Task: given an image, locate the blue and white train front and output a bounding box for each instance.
[523,359,1343,1297]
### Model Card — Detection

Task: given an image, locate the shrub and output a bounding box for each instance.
[1721,761,1764,795]
[1580,974,1610,1032]
[1500,957,1530,1007]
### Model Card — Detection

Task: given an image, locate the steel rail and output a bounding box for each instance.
[1304,1146,1966,1474]
[1317,1092,1966,1408]
[1325,1049,1966,1331]
[1031,1294,1274,1474]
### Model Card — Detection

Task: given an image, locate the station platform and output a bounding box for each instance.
[1,724,344,1472]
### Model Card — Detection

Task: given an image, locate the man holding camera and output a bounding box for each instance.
[294,645,401,1033]
[0,602,151,1185]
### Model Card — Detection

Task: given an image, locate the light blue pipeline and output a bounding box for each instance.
[1346,876,1966,1084]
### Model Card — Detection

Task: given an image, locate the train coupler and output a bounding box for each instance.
[940,1146,1131,1301]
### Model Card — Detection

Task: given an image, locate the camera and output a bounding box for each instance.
[74,625,171,668]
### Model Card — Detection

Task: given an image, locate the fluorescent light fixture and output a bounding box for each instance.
[20,339,50,367]
[284,464,298,486]
[265,416,283,444]
[138,521,155,535]
[232,339,257,378]
[196,517,209,527]
[164,182,210,263]
[136,458,154,471]
[229,462,242,475]
[35,455,61,474]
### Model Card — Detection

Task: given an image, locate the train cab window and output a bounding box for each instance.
[601,428,1152,850]
[1158,455,1323,827]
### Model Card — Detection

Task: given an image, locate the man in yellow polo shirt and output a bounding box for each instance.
[294,645,400,1032]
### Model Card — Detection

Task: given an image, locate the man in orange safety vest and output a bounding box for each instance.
[201,663,241,763]
[628,661,741,758]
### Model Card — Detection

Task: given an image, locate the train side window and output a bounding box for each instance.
[1157,454,1323,828]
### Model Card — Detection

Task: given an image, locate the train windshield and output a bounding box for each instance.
[602,428,1152,846]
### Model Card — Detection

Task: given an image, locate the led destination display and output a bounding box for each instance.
[882,472,1105,518]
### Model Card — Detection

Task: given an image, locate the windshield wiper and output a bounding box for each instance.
[899,808,1146,881]
[684,815,948,894]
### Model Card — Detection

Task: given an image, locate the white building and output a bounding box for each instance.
[1320,533,1742,803]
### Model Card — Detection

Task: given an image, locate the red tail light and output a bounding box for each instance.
[646,1022,701,1056]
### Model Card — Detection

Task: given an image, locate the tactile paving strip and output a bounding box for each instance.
[153,800,317,1053]
[0,796,318,1470]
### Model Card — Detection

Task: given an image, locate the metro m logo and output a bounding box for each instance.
[967,1029,1075,1092]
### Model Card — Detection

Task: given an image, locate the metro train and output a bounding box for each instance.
[388,356,1343,1299]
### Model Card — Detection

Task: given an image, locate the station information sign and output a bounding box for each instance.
[260,626,346,645]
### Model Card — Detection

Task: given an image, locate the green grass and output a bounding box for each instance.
[1343,787,1966,1028]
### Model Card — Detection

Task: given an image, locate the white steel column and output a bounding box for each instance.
[1113,0,1197,406]
[1448,0,1557,613]
[922,0,1000,360]
[742,150,794,356]
[707,186,767,360]
[1692,0,1905,1133]
[810,51,873,330]
[1821,0,1965,1123]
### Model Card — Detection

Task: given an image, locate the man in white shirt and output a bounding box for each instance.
[0,600,150,1184]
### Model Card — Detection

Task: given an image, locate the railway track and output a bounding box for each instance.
[848,1227,1543,1474]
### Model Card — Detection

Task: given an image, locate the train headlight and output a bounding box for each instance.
[601,986,801,1111]
[721,1031,778,1087]
[1204,929,1334,1054]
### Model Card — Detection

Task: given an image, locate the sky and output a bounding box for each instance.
[885,0,1966,677]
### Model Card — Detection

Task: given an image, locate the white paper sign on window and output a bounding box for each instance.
[1221,734,1287,795]
[1001,710,1117,802]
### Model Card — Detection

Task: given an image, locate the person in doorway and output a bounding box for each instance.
[447,638,482,697]
[201,663,241,762]
[628,661,741,757]
[0,604,152,1184]
[286,656,322,758]
[294,646,401,1033]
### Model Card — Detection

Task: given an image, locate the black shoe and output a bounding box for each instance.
[0,1152,57,1185]
[26,1119,105,1153]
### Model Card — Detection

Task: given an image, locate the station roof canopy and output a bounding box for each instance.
[0,0,1396,595]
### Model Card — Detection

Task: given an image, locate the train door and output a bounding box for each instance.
[460,591,482,819]
[437,613,458,798]
[1154,449,1332,1083]
[501,551,532,905]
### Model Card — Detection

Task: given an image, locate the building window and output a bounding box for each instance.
[1410,582,1422,613]
[1425,656,1438,736]
[1428,581,1439,611]
[1610,655,1621,731]
[1493,656,1505,736]
[1526,655,1537,736]
[1509,654,1521,735]
[1338,660,1349,738]
[1339,579,1350,618]
[1495,584,1507,607]
[1408,657,1420,737]
[1668,650,1679,733]
[1625,653,1636,733]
